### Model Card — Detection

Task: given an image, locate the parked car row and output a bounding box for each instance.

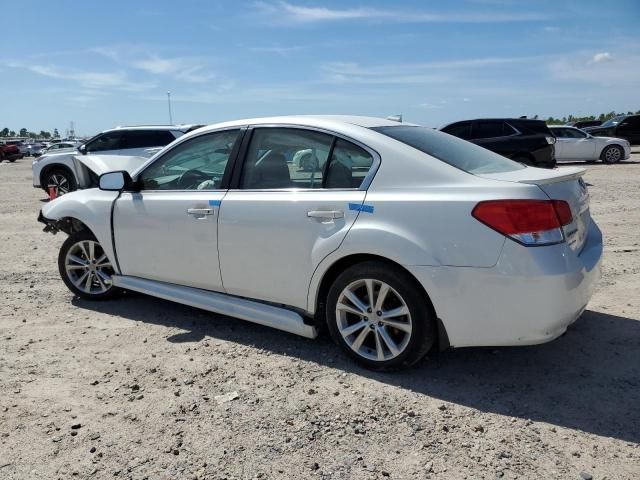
[38,115,603,369]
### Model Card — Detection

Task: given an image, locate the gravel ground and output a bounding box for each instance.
[1,153,639,480]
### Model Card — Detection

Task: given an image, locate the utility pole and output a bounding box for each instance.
[167,91,173,125]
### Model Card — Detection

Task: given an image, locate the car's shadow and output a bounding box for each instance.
[73,294,640,443]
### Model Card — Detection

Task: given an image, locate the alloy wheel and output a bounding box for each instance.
[605,146,622,163]
[47,173,71,195]
[64,240,114,294]
[335,279,412,361]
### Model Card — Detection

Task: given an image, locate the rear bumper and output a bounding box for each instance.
[408,220,603,347]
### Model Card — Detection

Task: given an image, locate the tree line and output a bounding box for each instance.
[0,127,60,139]
[541,110,640,125]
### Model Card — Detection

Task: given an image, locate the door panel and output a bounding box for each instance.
[114,191,226,291]
[218,190,366,309]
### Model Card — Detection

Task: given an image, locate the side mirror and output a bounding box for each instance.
[78,144,87,155]
[99,171,133,191]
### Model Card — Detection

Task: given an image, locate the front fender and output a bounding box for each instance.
[40,189,119,270]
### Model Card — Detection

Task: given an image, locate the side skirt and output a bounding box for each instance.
[111,275,318,339]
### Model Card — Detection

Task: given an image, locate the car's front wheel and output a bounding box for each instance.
[601,145,623,164]
[44,168,77,196]
[58,230,120,300]
[326,261,436,370]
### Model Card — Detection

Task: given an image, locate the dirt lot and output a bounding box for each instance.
[1,153,639,480]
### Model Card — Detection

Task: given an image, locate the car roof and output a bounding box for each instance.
[105,124,197,133]
[189,115,416,135]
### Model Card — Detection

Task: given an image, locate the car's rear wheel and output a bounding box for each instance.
[326,261,436,370]
[58,230,121,300]
[44,168,77,196]
[601,145,623,164]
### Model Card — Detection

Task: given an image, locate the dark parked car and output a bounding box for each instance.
[583,115,640,145]
[566,120,602,129]
[0,142,24,162]
[440,118,556,168]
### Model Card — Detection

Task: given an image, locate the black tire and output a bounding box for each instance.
[42,167,77,195]
[58,230,121,300]
[325,261,436,370]
[601,145,623,164]
[9,158,17,163]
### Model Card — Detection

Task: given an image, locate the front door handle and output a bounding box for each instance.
[307,210,344,219]
[187,208,214,215]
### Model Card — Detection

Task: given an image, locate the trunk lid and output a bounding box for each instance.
[477,166,591,252]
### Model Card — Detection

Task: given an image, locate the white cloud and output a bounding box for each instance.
[320,56,535,85]
[132,56,215,83]
[590,52,613,64]
[256,1,547,23]
[28,65,154,91]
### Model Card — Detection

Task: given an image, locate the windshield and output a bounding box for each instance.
[372,126,525,174]
[601,115,626,127]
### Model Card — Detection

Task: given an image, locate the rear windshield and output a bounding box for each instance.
[372,125,525,174]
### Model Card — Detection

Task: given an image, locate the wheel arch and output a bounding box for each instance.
[311,253,449,350]
[40,189,121,273]
[39,162,76,189]
[599,143,624,161]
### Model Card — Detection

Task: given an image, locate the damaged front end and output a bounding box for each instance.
[38,211,85,235]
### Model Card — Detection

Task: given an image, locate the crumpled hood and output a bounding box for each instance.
[73,154,148,176]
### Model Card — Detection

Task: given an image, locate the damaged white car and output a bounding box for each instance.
[32,125,199,195]
[38,116,602,370]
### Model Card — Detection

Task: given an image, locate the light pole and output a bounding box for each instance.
[167,91,173,124]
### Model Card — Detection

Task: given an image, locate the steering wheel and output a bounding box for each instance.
[176,169,210,189]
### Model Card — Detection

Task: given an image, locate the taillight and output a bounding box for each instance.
[472,199,573,246]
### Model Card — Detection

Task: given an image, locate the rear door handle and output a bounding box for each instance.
[187,208,214,215]
[307,210,344,219]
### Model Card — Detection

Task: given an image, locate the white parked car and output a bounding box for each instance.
[32,125,198,195]
[38,116,602,369]
[550,125,630,163]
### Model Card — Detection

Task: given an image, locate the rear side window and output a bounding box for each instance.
[239,128,375,190]
[326,139,374,188]
[473,121,506,139]
[123,130,176,149]
[442,122,472,140]
[373,126,524,174]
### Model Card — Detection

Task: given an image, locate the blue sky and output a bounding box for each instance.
[1,0,639,136]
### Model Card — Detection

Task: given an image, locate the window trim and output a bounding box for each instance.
[227,124,381,192]
[132,127,247,193]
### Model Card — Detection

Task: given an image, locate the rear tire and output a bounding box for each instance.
[58,230,121,300]
[325,261,436,370]
[601,145,623,164]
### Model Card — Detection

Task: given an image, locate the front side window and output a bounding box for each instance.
[373,125,524,174]
[139,130,240,190]
[85,131,124,152]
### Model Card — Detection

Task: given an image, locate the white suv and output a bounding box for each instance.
[32,125,198,195]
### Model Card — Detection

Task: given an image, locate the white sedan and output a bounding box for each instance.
[551,125,630,163]
[38,116,602,370]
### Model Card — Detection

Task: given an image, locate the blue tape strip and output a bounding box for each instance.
[208,199,222,207]
[348,203,374,214]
